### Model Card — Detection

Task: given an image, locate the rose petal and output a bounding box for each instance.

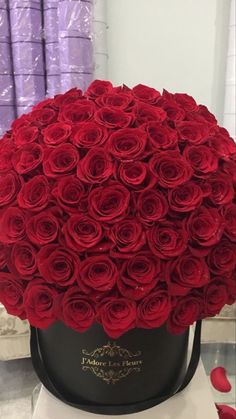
[210,367,232,393]
[216,404,236,419]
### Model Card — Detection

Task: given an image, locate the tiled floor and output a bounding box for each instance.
[0,358,39,419]
[0,343,235,418]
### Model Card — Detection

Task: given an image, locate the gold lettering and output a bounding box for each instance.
[81,357,107,367]
[122,360,143,367]
[81,343,143,383]
[108,361,122,367]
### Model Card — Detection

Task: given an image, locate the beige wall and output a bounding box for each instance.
[107,0,231,123]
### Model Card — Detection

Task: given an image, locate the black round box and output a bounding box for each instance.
[31,321,190,414]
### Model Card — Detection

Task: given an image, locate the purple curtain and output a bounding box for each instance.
[0,0,95,134]
[43,0,60,97]
[0,0,16,135]
[57,0,93,93]
[9,0,46,116]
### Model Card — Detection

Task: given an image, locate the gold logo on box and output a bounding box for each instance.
[81,342,143,384]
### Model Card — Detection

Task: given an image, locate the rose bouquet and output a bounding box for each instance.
[0,80,235,341]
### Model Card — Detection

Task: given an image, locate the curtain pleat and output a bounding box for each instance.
[9,0,46,116]
[93,0,108,79]
[0,0,16,135]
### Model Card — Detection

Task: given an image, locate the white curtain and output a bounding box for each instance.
[223,0,235,140]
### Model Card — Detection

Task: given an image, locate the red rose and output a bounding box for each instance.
[167,294,203,334]
[149,151,193,188]
[119,161,156,190]
[173,93,198,112]
[168,181,203,212]
[24,279,57,328]
[11,114,31,134]
[61,286,96,332]
[194,178,212,198]
[113,84,131,94]
[207,240,236,275]
[85,80,113,99]
[219,126,236,143]
[30,108,57,126]
[54,87,83,108]
[197,105,217,125]
[203,280,229,317]
[159,99,185,122]
[187,206,224,248]
[225,273,236,305]
[135,102,166,125]
[72,122,108,148]
[17,175,50,212]
[52,176,85,213]
[37,244,80,287]
[222,160,236,186]
[32,97,56,111]
[0,138,15,173]
[98,297,136,338]
[59,101,95,123]
[128,251,160,281]
[118,252,160,300]
[168,252,210,296]
[187,111,214,125]
[132,84,161,104]
[184,144,218,176]
[77,147,113,184]
[96,92,133,110]
[137,189,168,224]
[208,133,236,160]
[95,107,133,129]
[43,143,79,177]
[107,128,147,161]
[146,123,178,150]
[63,214,103,252]
[43,122,72,146]
[26,209,59,245]
[177,121,210,145]
[0,272,26,319]
[221,204,236,242]
[9,240,37,277]
[78,255,117,298]
[147,221,187,259]
[0,244,8,269]
[12,143,44,174]
[208,174,234,206]
[0,207,26,244]
[14,125,39,147]
[119,161,146,187]
[88,183,130,223]
[0,171,22,207]
[137,290,171,328]
[110,217,146,255]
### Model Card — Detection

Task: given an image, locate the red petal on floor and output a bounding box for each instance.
[216,404,236,419]
[210,367,232,392]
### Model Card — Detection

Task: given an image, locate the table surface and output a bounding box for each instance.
[32,358,219,419]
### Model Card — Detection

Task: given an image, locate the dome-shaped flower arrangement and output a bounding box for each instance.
[0,80,235,339]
